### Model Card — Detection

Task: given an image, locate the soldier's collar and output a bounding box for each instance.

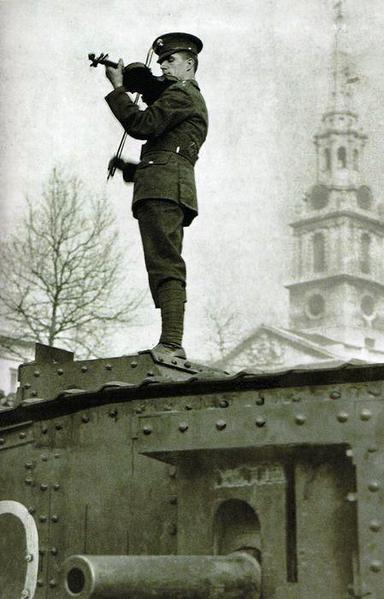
[179,79,200,90]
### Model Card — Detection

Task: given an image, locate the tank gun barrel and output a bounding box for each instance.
[63,552,261,598]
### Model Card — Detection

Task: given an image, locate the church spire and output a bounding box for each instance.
[330,0,359,112]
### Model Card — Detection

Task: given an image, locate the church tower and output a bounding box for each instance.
[287,1,384,352]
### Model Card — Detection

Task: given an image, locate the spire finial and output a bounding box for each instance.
[331,0,357,110]
[333,0,345,25]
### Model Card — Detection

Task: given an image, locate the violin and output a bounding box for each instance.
[88,53,174,105]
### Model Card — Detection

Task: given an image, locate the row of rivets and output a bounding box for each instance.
[142,415,314,434]
[39,515,59,523]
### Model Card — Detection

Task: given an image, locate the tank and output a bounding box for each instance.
[0,343,383,598]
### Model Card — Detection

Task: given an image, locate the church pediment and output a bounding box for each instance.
[221,326,336,372]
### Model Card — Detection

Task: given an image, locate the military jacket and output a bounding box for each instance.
[105,79,208,225]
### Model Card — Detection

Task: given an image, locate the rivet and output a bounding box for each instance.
[292,395,301,402]
[330,391,341,400]
[33,370,40,377]
[81,366,88,374]
[179,422,189,432]
[167,523,177,536]
[369,520,381,532]
[216,420,227,431]
[51,514,59,522]
[49,579,57,588]
[346,448,354,458]
[55,423,63,430]
[185,403,193,410]
[368,481,380,492]
[369,560,382,573]
[185,361,192,368]
[147,371,155,377]
[25,478,33,486]
[109,409,118,418]
[41,454,48,461]
[130,361,138,368]
[54,453,60,459]
[171,360,177,365]
[337,411,349,423]
[57,368,64,376]
[169,495,178,505]
[219,399,229,408]
[51,547,58,555]
[40,483,48,491]
[31,390,38,397]
[25,462,33,469]
[54,483,60,490]
[41,426,48,434]
[105,364,112,370]
[82,414,90,423]
[143,425,153,435]
[295,414,306,425]
[346,492,357,503]
[28,507,36,514]
[360,409,372,421]
[255,416,266,427]
[368,446,378,453]
[135,406,143,414]
[21,589,30,599]
[39,515,47,523]
[37,579,44,587]
[0,438,5,446]
[168,465,177,478]
[25,553,33,562]
[24,383,31,389]
[256,395,265,406]
[158,357,164,362]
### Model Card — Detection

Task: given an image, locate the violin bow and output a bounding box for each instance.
[107,47,154,180]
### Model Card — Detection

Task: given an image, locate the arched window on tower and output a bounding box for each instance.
[337,146,347,169]
[324,148,331,171]
[313,232,326,272]
[360,233,371,274]
[353,149,359,171]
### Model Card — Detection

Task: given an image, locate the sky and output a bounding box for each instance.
[1,0,384,360]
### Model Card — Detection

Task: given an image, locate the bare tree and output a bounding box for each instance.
[0,167,145,357]
[204,300,245,362]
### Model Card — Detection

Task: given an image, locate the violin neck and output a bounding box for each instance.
[99,58,119,68]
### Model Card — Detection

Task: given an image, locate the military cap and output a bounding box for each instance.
[152,32,203,63]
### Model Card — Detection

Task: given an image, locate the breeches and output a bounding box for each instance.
[136,199,187,308]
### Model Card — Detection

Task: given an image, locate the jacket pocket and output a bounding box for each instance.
[137,153,172,169]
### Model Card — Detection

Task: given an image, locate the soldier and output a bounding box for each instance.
[105,33,208,359]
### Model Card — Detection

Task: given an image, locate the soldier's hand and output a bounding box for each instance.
[108,156,126,171]
[106,59,124,89]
